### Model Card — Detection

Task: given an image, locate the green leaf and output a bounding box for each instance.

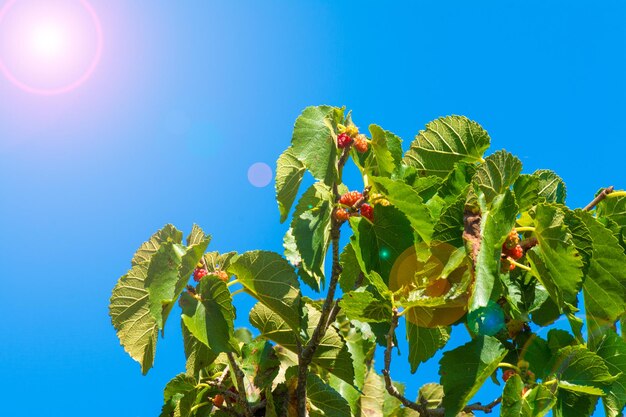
[291,105,343,185]
[554,391,599,417]
[513,174,541,212]
[417,383,444,409]
[438,336,507,417]
[576,210,626,331]
[276,147,306,223]
[432,193,465,247]
[164,373,197,403]
[547,329,576,353]
[551,345,618,391]
[404,115,491,177]
[109,262,158,374]
[182,321,217,378]
[472,150,522,205]
[241,339,280,392]
[179,276,238,353]
[521,384,557,417]
[250,302,355,385]
[517,333,551,380]
[597,191,626,227]
[291,184,334,291]
[370,176,434,242]
[470,189,518,311]
[131,224,183,266]
[437,161,476,205]
[306,373,352,417]
[406,322,450,373]
[229,251,302,331]
[527,204,583,313]
[365,124,403,178]
[349,205,414,285]
[501,374,524,417]
[338,243,363,292]
[533,170,567,204]
[591,330,626,417]
[339,289,392,323]
[557,381,605,396]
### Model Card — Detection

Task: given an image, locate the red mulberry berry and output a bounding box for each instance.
[354,134,369,153]
[510,244,524,260]
[502,369,516,382]
[193,268,208,282]
[360,203,374,221]
[337,133,352,149]
[339,191,362,207]
[216,270,229,282]
[334,208,351,222]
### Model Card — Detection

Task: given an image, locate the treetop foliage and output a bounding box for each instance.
[110,105,626,417]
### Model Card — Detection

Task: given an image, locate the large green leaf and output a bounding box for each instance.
[554,391,598,417]
[533,170,566,204]
[364,124,403,178]
[306,373,352,417]
[229,251,302,331]
[241,339,280,393]
[291,183,334,291]
[291,105,343,185]
[406,321,450,373]
[576,210,626,331]
[551,345,618,392]
[404,115,491,177]
[109,262,158,374]
[338,242,363,292]
[370,176,434,242]
[527,204,583,313]
[432,192,465,247]
[179,276,238,353]
[349,205,414,284]
[521,384,557,417]
[500,374,524,417]
[591,330,626,416]
[250,302,355,385]
[597,191,626,227]
[513,174,541,212]
[472,150,522,205]
[181,321,217,378]
[438,336,507,417]
[339,289,392,323]
[470,189,518,311]
[276,147,306,223]
[131,224,183,266]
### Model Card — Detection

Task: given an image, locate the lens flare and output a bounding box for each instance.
[0,0,103,95]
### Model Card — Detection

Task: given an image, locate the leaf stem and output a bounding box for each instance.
[507,257,532,272]
[230,288,245,297]
[498,362,522,373]
[226,279,240,288]
[190,402,211,414]
[606,190,626,199]
[514,226,535,233]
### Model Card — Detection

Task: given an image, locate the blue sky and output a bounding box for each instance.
[1,1,625,416]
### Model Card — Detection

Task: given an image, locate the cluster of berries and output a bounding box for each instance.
[501,229,524,271]
[192,263,229,282]
[502,360,536,396]
[336,124,369,153]
[335,191,374,222]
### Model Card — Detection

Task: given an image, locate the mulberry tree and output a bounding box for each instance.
[110,106,626,417]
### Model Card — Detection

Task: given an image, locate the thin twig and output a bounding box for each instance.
[226,352,252,417]
[583,186,614,211]
[382,308,424,412]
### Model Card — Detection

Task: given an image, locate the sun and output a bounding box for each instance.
[0,0,103,95]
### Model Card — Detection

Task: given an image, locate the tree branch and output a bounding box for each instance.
[295,146,351,416]
[382,308,425,412]
[226,352,252,417]
[583,186,614,211]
